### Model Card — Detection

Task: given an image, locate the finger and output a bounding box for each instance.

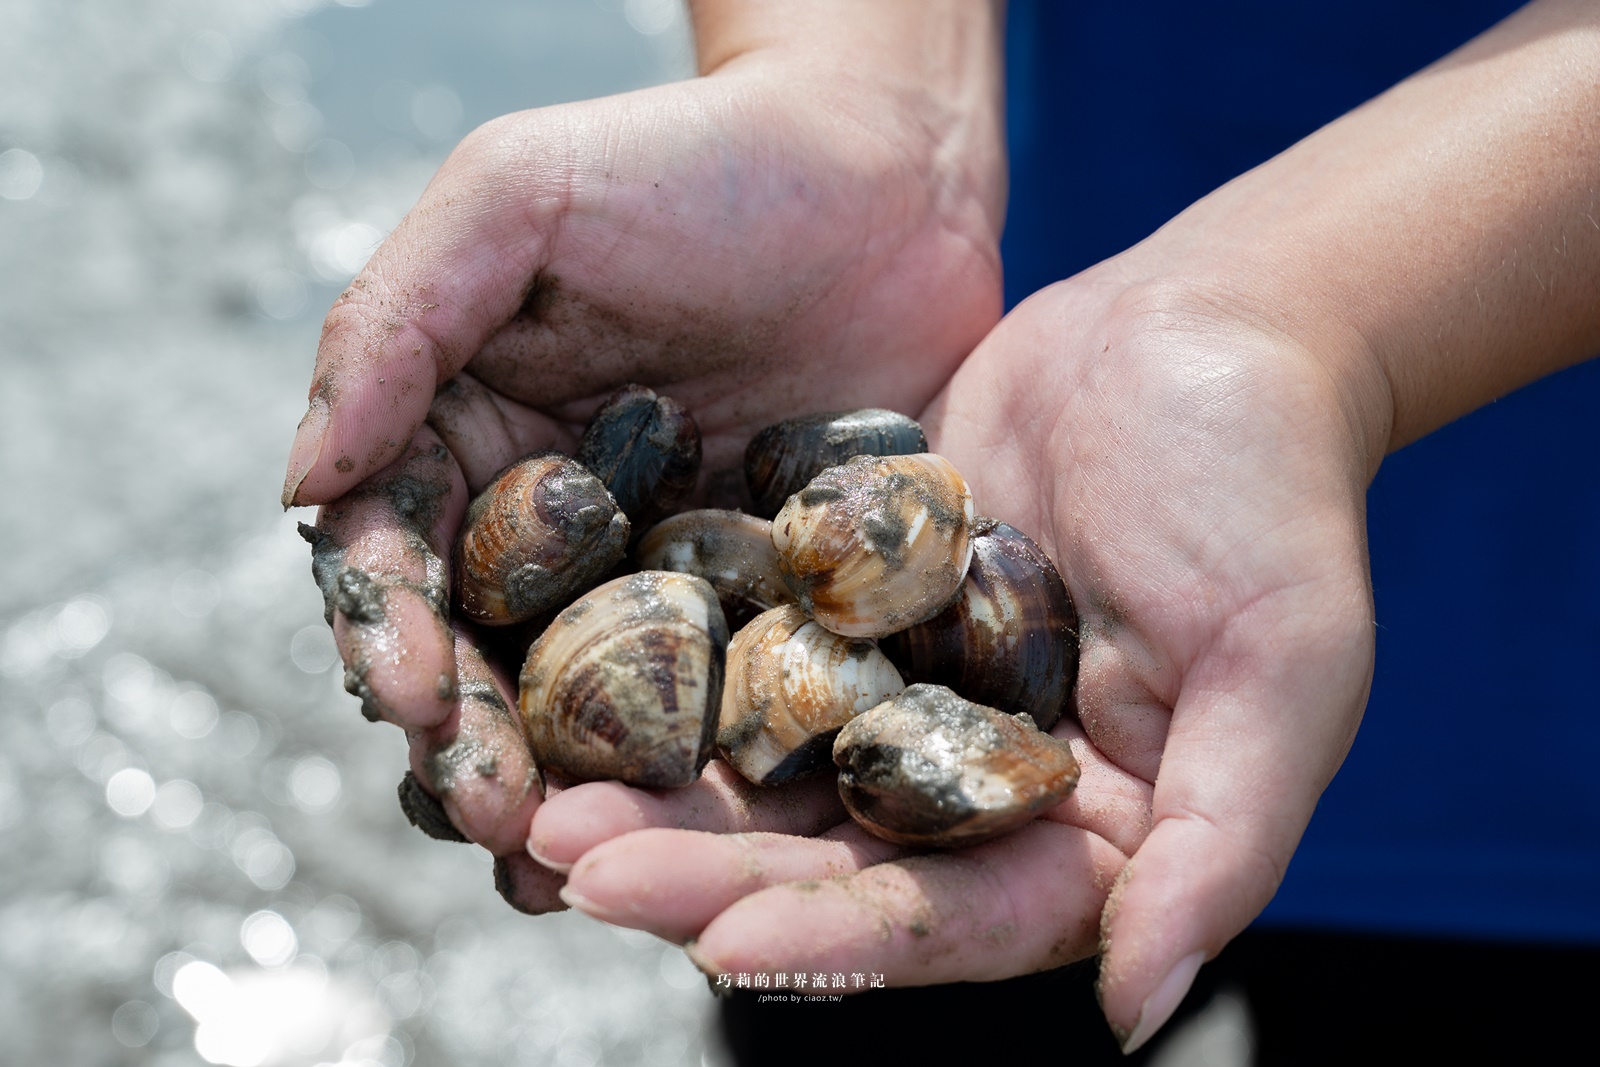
[407,632,543,856]
[494,851,568,915]
[560,825,904,944]
[558,725,1151,946]
[1040,723,1154,856]
[686,820,1126,987]
[283,119,559,508]
[1072,616,1174,783]
[1095,579,1372,1053]
[302,426,466,730]
[526,760,846,872]
[426,372,578,494]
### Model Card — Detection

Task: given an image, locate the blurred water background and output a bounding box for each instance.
[0,2,723,1065]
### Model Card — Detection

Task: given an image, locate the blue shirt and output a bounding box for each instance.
[1003,0,1600,943]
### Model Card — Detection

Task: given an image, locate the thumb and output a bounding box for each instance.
[1096,585,1372,1053]
[282,117,558,507]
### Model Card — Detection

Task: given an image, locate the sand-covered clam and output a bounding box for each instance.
[880,519,1077,730]
[744,408,927,518]
[455,452,630,625]
[718,604,905,786]
[519,570,728,788]
[634,509,796,629]
[772,453,974,638]
[576,384,701,535]
[833,684,1079,847]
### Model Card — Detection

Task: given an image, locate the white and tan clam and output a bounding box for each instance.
[771,453,975,639]
[519,570,728,788]
[717,604,905,785]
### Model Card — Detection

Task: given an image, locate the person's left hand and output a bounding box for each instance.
[527,255,1384,1051]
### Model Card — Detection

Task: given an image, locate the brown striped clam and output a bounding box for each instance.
[717,605,905,786]
[634,509,796,629]
[880,519,1077,731]
[772,453,974,638]
[833,684,1079,848]
[744,408,928,518]
[454,452,630,625]
[518,570,728,788]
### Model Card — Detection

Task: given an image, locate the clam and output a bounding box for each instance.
[634,509,796,629]
[718,604,905,785]
[772,453,974,638]
[396,770,467,843]
[880,519,1077,730]
[519,570,728,788]
[576,384,701,535]
[833,684,1079,848]
[744,408,927,519]
[454,452,630,625]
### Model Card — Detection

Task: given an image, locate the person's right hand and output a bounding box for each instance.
[280,9,1007,909]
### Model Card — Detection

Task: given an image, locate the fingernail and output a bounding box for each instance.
[557,885,617,922]
[682,939,725,978]
[1121,951,1204,1054]
[683,941,734,998]
[526,838,574,875]
[281,394,330,508]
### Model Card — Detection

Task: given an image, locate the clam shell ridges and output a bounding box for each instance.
[634,509,795,629]
[772,453,974,638]
[455,452,630,625]
[880,519,1077,730]
[519,571,728,788]
[717,604,905,785]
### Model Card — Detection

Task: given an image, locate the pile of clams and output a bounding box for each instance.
[453,389,1081,848]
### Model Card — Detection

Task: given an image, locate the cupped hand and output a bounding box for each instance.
[283,63,1003,893]
[539,262,1383,1050]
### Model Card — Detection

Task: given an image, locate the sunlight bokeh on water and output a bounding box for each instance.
[0,3,719,1064]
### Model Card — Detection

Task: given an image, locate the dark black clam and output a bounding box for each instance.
[833,684,1079,848]
[743,408,927,519]
[880,519,1077,730]
[576,384,702,535]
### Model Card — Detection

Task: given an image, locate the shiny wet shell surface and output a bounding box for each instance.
[833,684,1079,847]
